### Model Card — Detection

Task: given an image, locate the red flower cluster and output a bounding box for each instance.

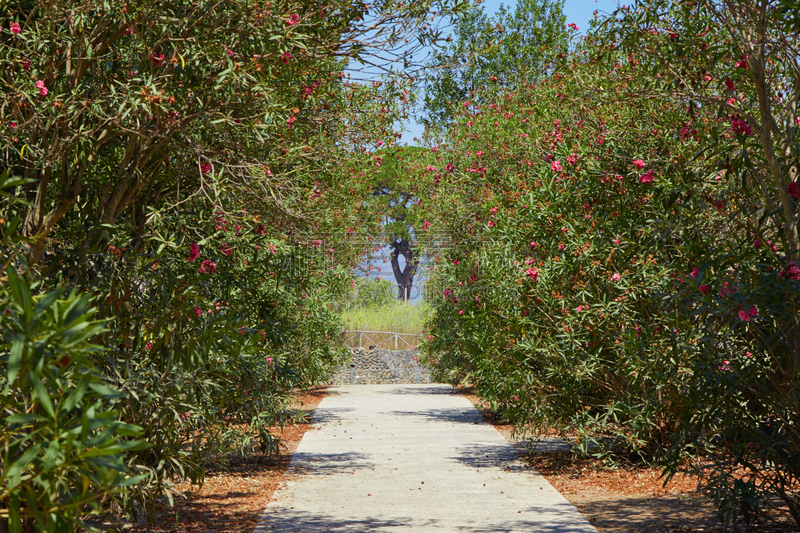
[730,117,752,136]
[779,262,800,281]
[36,80,48,98]
[788,182,800,200]
[198,260,217,274]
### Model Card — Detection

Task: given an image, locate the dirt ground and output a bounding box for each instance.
[126,385,797,533]
[125,386,328,532]
[461,391,798,533]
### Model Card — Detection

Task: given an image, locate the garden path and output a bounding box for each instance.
[255,384,598,532]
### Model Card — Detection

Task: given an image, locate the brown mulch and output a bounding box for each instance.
[459,387,798,533]
[124,386,328,532]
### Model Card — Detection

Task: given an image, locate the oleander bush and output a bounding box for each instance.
[0,0,464,529]
[413,2,800,524]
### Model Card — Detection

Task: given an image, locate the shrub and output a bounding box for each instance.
[0,267,147,532]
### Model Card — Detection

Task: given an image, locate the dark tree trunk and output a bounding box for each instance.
[390,238,419,301]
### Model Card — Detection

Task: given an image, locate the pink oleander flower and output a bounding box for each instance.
[36,80,48,98]
[286,115,296,129]
[567,23,579,31]
[639,170,654,183]
[281,51,292,64]
[699,284,710,295]
[526,267,539,281]
[198,260,217,274]
[187,243,200,261]
[10,22,21,34]
[754,238,762,249]
[145,342,152,350]
[200,162,212,175]
[194,307,202,317]
[610,273,621,282]
[748,306,758,317]
[724,78,735,91]
[738,310,750,321]
[149,53,165,66]
[632,159,645,170]
[287,14,300,26]
[422,221,431,229]
[551,160,563,172]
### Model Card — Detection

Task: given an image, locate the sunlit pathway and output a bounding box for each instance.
[255,384,598,533]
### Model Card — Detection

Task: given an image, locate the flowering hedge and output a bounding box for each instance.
[0,0,464,529]
[413,37,800,526]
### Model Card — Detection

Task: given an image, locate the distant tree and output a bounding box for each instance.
[419,0,569,130]
[369,146,429,300]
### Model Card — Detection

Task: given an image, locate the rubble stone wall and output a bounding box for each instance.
[331,347,433,385]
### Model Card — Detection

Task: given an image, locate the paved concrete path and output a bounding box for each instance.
[256,384,598,532]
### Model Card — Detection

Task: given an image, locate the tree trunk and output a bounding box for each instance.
[390,239,419,301]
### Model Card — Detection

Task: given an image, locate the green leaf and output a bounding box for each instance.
[7,338,23,385]
[3,443,42,490]
[31,374,56,418]
[33,288,63,317]
[62,374,91,413]
[88,382,124,398]
[6,266,32,320]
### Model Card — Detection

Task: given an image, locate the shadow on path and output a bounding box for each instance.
[288,451,374,475]
[387,407,485,425]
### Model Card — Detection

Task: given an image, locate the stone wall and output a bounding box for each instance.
[331,347,433,385]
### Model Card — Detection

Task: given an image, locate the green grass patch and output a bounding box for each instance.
[340,301,431,335]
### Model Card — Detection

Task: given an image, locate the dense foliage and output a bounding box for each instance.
[413,0,800,526]
[419,0,568,129]
[0,0,465,530]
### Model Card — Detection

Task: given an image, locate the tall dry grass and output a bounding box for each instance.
[340,301,430,348]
